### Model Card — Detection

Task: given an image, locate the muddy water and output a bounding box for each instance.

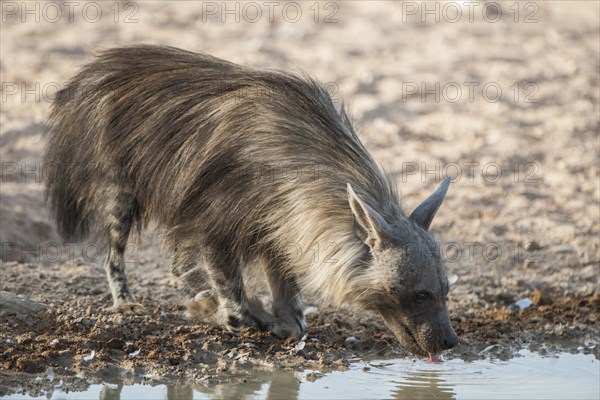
[5,350,598,400]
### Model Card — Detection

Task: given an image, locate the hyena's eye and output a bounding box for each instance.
[415,291,428,303]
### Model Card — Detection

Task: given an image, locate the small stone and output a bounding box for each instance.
[16,358,44,373]
[303,306,319,315]
[516,298,533,308]
[345,336,359,345]
[123,342,137,354]
[523,260,536,268]
[448,275,458,286]
[531,288,551,306]
[578,307,590,315]
[524,241,541,251]
[554,244,575,253]
[107,338,125,350]
[108,349,126,357]
[128,349,141,358]
[83,350,96,361]
[305,371,323,382]
[227,349,237,359]
[508,298,533,313]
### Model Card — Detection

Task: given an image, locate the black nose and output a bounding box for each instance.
[443,334,459,349]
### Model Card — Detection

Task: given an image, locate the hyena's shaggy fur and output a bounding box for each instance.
[45,45,457,355]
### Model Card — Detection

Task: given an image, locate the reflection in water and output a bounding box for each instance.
[266,369,301,399]
[93,370,315,400]
[194,379,265,400]
[167,385,194,400]
[391,368,456,400]
[12,351,598,400]
[99,383,123,400]
[191,369,301,400]
[164,366,454,400]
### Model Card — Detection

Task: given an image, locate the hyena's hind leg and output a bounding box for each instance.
[262,255,307,339]
[172,247,271,334]
[99,188,144,314]
[170,251,218,324]
[186,285,273,332]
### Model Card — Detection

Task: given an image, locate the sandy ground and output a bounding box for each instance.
[1,1,599,397]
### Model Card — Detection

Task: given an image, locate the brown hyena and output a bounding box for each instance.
[44,45,458,360]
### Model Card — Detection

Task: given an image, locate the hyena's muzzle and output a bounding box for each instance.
[381,305,458,361]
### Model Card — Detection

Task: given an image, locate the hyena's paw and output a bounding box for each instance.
[186,291,245,335]
[186,290,221,325]
[244,292,275,331]
[271,316,307,339]
[224,315,245,336]
[109,301,146,315]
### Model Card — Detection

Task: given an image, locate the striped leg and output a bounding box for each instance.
[102,190,143,314]
[172,249,250,335]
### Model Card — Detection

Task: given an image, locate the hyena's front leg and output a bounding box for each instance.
[206,267,247,335]
[263,257,307,339]
[102,191,144,314]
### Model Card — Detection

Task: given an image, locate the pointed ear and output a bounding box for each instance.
[409,177,451,231]
[347,183,393,248]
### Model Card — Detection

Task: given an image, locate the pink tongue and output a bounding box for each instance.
[428,353,441,362]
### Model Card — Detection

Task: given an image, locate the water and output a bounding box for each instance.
[5,350,599,400]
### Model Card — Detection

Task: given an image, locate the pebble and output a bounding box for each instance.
[514,298,533,309]
[17,359,43,373]
[303,306,319,315]
[83,350,95,361]
[345,336,359,345]
[448,275,459,286]
[524,241,542,251]
[227,349,237,359]
[107,338,125,350]
[128,349,141,358]
[554,244,575,253]
[523,260,536,268]
[481,344,499,353]
[305,371,324,382]
[509,298,533,312]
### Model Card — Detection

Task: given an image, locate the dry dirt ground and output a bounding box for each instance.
[1,1,598,397]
